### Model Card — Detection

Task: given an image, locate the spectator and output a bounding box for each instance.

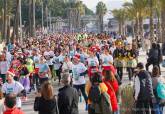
[162,42,165,55]
[3,93,24,114]
[134,63,154,114]
[103,70,119,113]
[34,81,58,114]
[151,66,165,114]
[58,72,79,114]
[157,44,162,73]
[86,72,112,114]
[146,43,159,71]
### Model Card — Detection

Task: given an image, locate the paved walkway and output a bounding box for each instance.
[22,49,165,114]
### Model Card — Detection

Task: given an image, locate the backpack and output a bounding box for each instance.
[156,82,165,106]
[156,82,165,99]
[88,84,101,103]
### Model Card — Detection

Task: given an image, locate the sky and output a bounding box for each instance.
[81,0,132,21]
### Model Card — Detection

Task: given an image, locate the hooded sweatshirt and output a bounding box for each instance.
[4,107,24,114]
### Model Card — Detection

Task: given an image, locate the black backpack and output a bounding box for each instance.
[88,84,101,103]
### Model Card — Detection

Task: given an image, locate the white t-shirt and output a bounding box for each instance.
[0,61,8,74]
[6,52,12,64]
[2,81,24,108]
[53,56,62,70]
[46,58,53,66]
[43,51,50,56]
[110,47,116,55]
[87,57,99,67]
[37,63,49,78]
[44,51,54,66]
[33,55,41,64]
[62,61,73,72]
[72,63,87,85]
[49,51,55,57]
[100,54,113,66]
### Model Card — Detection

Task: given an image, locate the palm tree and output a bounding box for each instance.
[147,0,157,42]
[75,1,85,16]
[123,2,137,37]
[32,0,36,37]
[123,0,148,40]
[160,0,165,43]
[154,0,161,42]
[28,0,36,37]
[96,1,107,32]
[2,0,7,41]
[111,9,126,35]
[75,1,85,29]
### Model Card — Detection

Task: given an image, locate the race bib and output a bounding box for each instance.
[103,58,109,64]
[72,68,79,80]
[90,61,96,66]
[7,88,14,93]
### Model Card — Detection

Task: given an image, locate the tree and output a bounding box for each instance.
[2,0,7,41]
[28,0,36,37]
[154,0,161,42]
[112,9,126,35]
[75,1,85,29]
[96,1,107,32]
[123,2,137,37]
[147,0,157,42]
[123,0,148,39]
[160,0,165,43]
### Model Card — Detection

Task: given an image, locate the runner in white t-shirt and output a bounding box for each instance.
[72,54,88,110]
[100,45,116,75]
[86,46,99,78]
[2,69,24,108]
[100,45,113,65]
[44,47,54,78]
[52,51,63,84]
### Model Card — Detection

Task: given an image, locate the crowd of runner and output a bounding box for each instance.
[0,33,165,114]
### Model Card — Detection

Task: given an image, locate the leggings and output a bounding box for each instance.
[55,69,61,83]
[116,67,123,80]
[73,84,88,104]
[49,65,53,76]
[127,67,134,81]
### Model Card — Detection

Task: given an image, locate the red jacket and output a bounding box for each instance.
[4,108,24,114]
[104,80,119,112]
